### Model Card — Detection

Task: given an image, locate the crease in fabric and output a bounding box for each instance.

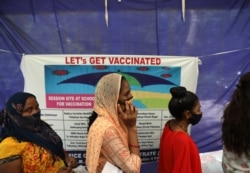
[52,0,65,53]
[29,0,36,23]
[0,21,25,54]
[155,0,160,55]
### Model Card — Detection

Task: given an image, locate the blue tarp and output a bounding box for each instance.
[0,0,250,172]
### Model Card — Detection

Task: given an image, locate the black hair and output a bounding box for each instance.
[87,111,98,132]
[0,109,5,126]
[222,72,250,158]
[168,86,199,120]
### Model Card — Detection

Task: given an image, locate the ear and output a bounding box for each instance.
[184,110,192,119]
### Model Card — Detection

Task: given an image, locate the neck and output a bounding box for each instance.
[173,119,188,132]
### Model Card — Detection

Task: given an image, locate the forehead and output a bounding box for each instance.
[24,97,38,107]
[120,79,130,93]
[193,100,201,109]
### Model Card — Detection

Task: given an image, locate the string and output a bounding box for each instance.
[104,0,122,27]
[0,49,23,55]
[182,0,185,21]
[105,0,108,27]
[1,47,250,58]
[198,47,250,58]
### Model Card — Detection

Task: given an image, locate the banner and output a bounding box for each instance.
[20,54,199,165]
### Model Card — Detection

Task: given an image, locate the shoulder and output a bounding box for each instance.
[172,132,194,146]
[0,137,27,147]
[92,116,113,129]
[104,126,120,136]
[0,137,28,159]
[88,117,114,141]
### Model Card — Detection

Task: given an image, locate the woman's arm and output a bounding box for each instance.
[118,101,140,156]
[102,127,141,173]
[127,126,140,156]
[0,158,22,173]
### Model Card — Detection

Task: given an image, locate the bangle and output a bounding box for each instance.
[129,144,140,148]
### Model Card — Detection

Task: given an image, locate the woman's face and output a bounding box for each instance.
[22,96,40,117]
[192,100,202,114]
[118,79,133,110]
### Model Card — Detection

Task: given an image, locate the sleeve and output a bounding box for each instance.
[102,126,141,173]
[0,137,27,160]
[222,148,250,173]
[171,134,194,173]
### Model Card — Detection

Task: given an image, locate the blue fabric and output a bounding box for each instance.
[0,0,250,172]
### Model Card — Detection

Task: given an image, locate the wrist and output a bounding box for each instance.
[127,126,137,131]
[129,144,140,148]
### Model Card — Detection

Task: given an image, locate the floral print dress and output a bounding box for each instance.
[0,137,65,173]
[222,146,250,173]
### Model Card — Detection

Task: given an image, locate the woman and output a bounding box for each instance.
[86,73,141,173]
[0,92,77,173]
[158,86,202,173]
[222,72,250,172]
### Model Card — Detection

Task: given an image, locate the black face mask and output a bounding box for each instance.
[188,112,202,125]
[15,111,41,130]
[32,111,41,120]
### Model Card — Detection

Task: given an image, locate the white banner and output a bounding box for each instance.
[20,54,199,164]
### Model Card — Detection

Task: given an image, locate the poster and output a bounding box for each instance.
[20,54,199,165]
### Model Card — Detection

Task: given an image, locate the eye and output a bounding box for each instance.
[27,108,33,113]
[126,91,131,97]
[23,107,33,114]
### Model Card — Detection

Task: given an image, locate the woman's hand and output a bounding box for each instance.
[65,156,78,168]
[118,101,138,128]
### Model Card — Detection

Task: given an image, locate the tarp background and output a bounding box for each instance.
[0,0,250,172]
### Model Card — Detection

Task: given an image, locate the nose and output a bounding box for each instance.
[32,108,40,115]
[127,96,133,101]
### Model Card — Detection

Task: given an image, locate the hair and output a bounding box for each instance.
[87,75,126,132]
[168,86,199,120]
[87,111,98,132]
[0,109,5,126]
[222,72,250,157]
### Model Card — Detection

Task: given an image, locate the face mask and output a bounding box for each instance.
[188,112,202,125]
[32,111,41,119]
[19,111,41,129]
[22,111,41,119]
[31,111,41,127]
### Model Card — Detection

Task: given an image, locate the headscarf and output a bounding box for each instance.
[0,92,66,164]
[86,73,128,173]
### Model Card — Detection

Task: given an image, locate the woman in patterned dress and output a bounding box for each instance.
[0,92,77,173]
[222,72,250,172]
[86,73,141,173]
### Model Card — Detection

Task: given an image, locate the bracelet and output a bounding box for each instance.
[129,144,140,148]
